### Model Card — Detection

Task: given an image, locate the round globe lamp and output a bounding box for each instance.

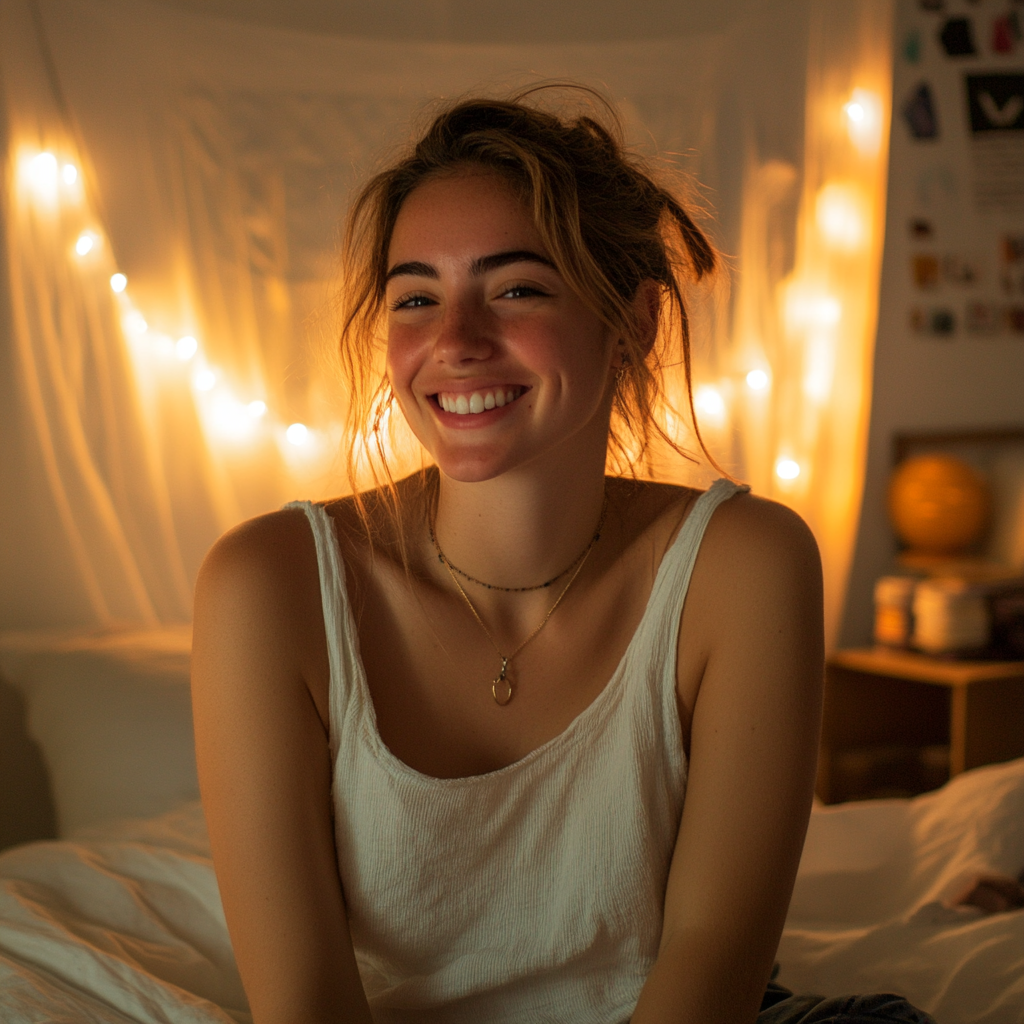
[887,454,990,556]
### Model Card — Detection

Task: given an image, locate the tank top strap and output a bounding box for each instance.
[634,478,750,657]
[284,499,361,761]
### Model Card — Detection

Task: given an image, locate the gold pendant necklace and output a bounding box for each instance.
[436,501,605,706]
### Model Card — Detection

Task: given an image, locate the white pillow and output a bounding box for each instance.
[0,627,197,836]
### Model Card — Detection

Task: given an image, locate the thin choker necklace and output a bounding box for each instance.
[428,505,605,593]
[430,500,607,706]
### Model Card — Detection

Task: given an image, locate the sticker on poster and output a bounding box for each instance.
[915,165,958,208]
[991,13,1021,55]
[909,218,934,240]
[910,306,957,336]
[965,301,999,334]
[904,29,923,63]
[943,254,980,285]
[999,236,1024,296]
[912,254,941,289]
[965,73,1024,211]
[940,17,976,56]
[904,82,940,139]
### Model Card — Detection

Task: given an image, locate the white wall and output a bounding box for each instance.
[840,1,1024,646]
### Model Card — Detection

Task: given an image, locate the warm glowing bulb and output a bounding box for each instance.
[746,369,769,391]
[62,163,78,184]
[110,273,127,293]
[208,396,255,440]
[785,287,842,333]
[775,458,801,481]
[844,88,882,155]
[248,400,267,418]
[194,368,216,391]
[123,311,148,336]
[27,152,58,193]
[816,183,866,250]
[286,422,309,446]
[694,385,726,420]
[175,335,198,361]
[74,232,96,256]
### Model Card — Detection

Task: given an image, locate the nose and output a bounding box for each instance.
[432,295,494,365]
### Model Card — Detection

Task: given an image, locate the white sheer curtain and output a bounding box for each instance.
[726,1,893,647]
[0,0,891,644]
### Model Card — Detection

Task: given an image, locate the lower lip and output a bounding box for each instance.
[431,395,523,428]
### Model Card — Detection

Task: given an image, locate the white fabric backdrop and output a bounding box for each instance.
[0,0,887,638]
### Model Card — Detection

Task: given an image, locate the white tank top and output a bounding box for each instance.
[291,478,746,1024]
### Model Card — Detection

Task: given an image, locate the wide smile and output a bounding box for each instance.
[433,385,527,417]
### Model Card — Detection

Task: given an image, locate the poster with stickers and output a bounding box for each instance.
[893,0,1023,341]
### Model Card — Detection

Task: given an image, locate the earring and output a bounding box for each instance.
[614,350,631,386]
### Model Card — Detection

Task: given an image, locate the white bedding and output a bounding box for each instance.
[0,761,1021,1024]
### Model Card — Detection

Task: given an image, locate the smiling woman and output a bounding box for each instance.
[190,87,933,1024]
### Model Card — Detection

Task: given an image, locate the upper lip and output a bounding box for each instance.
[423,380,529,396]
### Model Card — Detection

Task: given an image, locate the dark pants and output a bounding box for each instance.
[759,980,936,1023]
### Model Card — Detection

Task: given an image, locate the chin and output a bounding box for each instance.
[429,441,527,484]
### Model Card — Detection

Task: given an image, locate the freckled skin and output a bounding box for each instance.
[385,171,619,485]
[191,169,825,1024]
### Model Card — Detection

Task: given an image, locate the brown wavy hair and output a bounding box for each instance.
[337,84,718,533]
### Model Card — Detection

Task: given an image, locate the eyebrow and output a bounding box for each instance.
[384,249,557,283]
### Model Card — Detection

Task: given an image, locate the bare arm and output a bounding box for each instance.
[191,512,373,1024]
[631,496,824,1024]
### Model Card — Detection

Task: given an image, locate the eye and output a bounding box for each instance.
[498,282,549,300]
[389,292,436,311]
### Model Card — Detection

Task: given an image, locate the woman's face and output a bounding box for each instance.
[385,168,619,483]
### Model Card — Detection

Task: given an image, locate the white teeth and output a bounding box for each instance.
[439,387,520,415]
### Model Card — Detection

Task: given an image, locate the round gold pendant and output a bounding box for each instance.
[492,676,513,706]
[492,656,513,706]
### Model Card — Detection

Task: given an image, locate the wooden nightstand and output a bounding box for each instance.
[819,648,1024,803]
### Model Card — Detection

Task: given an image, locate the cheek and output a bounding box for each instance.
[385,325,425,390]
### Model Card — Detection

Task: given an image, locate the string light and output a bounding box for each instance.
[75,231,98,256]
[56,154,304,458]
[844,88,882,155]
[815,182,866,250]
[775,458,801,481]
[175,335,198,361]
[25,151,59,197]
[286,422,309,446]
[694,384,727,423]
[785,286,841,333]
[746,369,769,391]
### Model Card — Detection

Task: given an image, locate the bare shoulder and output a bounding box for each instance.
[683,489,823,669]
[197,506,319,602]
[193,507,329,693]
[701,490,821,576]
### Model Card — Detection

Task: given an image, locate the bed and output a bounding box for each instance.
[0,627,1021,1024]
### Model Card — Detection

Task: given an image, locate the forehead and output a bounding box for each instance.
[388,170,545,265]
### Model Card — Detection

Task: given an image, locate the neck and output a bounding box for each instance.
[431,449,607,595]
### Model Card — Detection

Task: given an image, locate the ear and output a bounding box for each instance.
[612,279,660,367]
[635,279,661,354]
